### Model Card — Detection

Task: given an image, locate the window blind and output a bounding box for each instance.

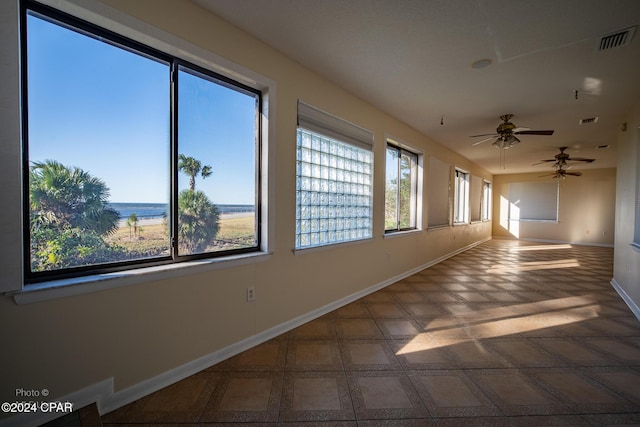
[470,175,482,222]
[508,181,559,221]
[428,157,451,227]
[297,100,374,150]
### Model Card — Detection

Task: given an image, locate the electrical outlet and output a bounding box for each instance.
[247,286,255,302]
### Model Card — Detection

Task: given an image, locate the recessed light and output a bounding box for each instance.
[471,58,492,69]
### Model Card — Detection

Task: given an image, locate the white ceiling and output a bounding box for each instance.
[194,0,640,174]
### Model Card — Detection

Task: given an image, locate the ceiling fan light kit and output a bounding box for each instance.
[534,147,595,178]
[471,114,555,150]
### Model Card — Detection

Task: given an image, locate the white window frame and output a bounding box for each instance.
[295,101,374,250]
[0,0,275,301]
[454,168,470,224]
[384,140,421,233]
[482,180,492,221]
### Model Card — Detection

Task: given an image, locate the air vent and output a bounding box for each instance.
[579,117,599,125]
[597,26,636,51]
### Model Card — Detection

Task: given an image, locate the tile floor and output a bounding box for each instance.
[102,239,640,426]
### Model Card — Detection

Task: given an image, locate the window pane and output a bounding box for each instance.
[454,170,469,223]
[386,144,418,233]
[296,128,373,249]
[26,12,170,274]
[398,152,415,229]
[483,181,492,221]
[177,67,258,256]
[385,147,399,230]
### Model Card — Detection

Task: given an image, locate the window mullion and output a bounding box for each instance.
[396,149,401,230]
[170,61,179,260]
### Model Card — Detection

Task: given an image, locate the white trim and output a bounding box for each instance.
[611,278,640,321]
[3,237,491,426]
[293,236,374,255]
[11,252,273,305]
[497,236,614,248]
[427,224,450,231]
[383,229,421,239]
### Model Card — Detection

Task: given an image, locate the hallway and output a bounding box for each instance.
[102,239,640,426]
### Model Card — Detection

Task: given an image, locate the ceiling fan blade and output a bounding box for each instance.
[512,127,530,133]
[567,157,595,162]
[514,130,555,136]
[565,171,583,176]
[472,136,496,146]
[470,133,498,138]
[532,159,556,165]
[539,172,558,177]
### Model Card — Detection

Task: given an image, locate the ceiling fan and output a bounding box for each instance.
[540,166,582,179]
[533,146,595,168]
[471,114,555,149]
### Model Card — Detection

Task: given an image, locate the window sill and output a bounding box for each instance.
[11,251,272,305]
[631,242,640,254]
[384,229,421,239]
[293,237,373,255]
[453,222,469,226]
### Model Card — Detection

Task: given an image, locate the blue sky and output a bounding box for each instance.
[27,13,257,204]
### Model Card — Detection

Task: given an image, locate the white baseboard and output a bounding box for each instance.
[495,236,614,248]
[1,237,491,426]
[611,278,640,322]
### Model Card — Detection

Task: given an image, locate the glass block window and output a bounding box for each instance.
[295,126,373,249]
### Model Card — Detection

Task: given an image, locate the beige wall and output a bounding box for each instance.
[613,99,640,313]
[492,168,616,246]
[0,0,492,418]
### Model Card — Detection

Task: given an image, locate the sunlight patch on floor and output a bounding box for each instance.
[487,258,580,273]
[510,244,573,251]
[396,295,600,355]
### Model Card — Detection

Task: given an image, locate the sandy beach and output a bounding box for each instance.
[117,211,253,228]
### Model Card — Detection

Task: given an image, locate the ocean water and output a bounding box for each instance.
[109,202,254,220]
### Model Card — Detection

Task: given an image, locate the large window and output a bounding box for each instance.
[295,101,373,249]
[385,142,418,232]
[482,181,492,221]
[454,168,469,224]
[23,2,261,283]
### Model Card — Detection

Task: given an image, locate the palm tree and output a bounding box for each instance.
[178,189,220,253]
[29,160,121,271]
[178,154,212,191]
[126,213,139,239]
[30,160,119,236]
[176,154,219,253]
